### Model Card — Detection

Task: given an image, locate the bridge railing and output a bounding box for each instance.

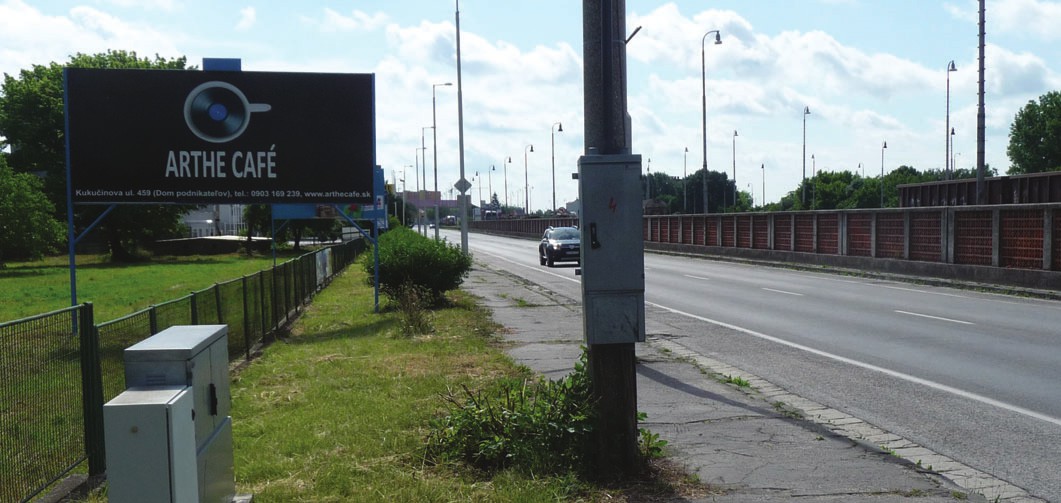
[469,204,1060,289]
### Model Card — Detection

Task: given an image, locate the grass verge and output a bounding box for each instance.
[81,265,703,501]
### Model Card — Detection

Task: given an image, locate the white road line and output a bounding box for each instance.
[645,300,1061,428]
[762,287,803,296]
[895,310,975,325]
[683,274,711,281]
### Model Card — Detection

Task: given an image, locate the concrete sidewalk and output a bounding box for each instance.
[463,261,1037,502]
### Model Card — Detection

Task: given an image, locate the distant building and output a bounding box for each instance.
[184,205,246,237]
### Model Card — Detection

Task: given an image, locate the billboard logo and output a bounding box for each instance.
[183,81,271,143]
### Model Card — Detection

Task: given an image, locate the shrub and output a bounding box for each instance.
[363,227,472,305]
[426,352,596,475]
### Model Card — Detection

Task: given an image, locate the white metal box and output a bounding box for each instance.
[104,386,197,503]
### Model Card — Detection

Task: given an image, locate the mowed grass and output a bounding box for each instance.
[227,267,596,502]
[82,265,602,502]
[0,253,287,323]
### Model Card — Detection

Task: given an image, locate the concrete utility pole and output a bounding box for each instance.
[582,0,639,478]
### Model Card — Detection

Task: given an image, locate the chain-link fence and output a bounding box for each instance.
[1,239,366,502]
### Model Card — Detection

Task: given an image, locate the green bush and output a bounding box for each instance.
[363,227,472,305]
[426,352,596,475]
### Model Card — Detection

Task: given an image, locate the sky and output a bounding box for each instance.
[3,0,1061,209]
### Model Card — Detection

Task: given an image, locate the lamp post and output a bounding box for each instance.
[946,60,957,180]
[488,165,495,217]
[421,127,432,235]
[950,128,956,177]
[475,170,481,215]
[551,121,563,212]
[732,130,738,210]
[432,82,452,240]
[880,140,887,208]
[701,29,722,214]
[811,154,816,210]
[761,163,765,209]
[524,144,534,215]
[415,146,424,234]
[802,105,810,207]
[503,156,511,210]
[683,147,689,213]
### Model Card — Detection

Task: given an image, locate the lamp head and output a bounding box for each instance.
[714,32,722,44]
[951,127,955,135]
[734,130,738,137]
[529,145,534,152]
[882,141,888,149]
[948,60,957,72]
[804,106,810,115]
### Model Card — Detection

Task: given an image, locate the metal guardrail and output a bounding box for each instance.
[1,239,365,502]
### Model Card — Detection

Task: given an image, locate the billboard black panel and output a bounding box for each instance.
[65,68,375,204]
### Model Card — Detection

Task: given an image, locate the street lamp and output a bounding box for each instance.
[760,163,765,209]
[475,170,481,214]
[415,146,425,234]
[950,128,956,177]
[502,155,511,210]
[551,121,563,212]
[701,29,722,214]
[421,127,432,235]
[524,144,534,215]
[802,105,810,206]
[880,140,888,208]
[683,147,689,213]
[946,60,957,180]
[732,130,738,210]
[488,165,495,217]
[811,154,816,210]
[432,82,452,240]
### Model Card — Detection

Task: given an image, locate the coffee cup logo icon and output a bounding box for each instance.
[184,81,271,143]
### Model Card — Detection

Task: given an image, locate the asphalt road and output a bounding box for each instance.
[442,229,1061,502]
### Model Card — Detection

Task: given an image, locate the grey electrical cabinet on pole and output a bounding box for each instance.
[113,324,245,502]
[578,153,646,344]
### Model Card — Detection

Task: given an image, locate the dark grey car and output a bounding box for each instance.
[538,226,580,267]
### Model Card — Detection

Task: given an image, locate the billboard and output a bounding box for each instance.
[64,68,375,204]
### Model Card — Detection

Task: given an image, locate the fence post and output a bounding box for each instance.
[258,270,267,339]
[214,283,223,324]
[242,276,251,361]
[78,303,106,477]
[190,292,199,325]
[283,263,291,324]
[871,212,878,258]
[903,211,911,260]
[149,305,158,334]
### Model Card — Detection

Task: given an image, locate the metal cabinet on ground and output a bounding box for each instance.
[105,324,249,502]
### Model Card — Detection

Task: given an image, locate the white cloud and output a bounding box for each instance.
[0,0,181,78]
[317,8,389,32]
[101,0,177,12]
[947,0,1061,40]
[992,0,1061,40]
[235,7,255,31]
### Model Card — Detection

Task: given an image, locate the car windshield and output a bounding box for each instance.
[551,228,579,240]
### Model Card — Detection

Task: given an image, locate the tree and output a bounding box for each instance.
[0,50,194,260]
[1007,90,1061,175]
[0,156,65,265]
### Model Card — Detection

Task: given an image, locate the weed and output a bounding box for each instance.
[723,374,750,387]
